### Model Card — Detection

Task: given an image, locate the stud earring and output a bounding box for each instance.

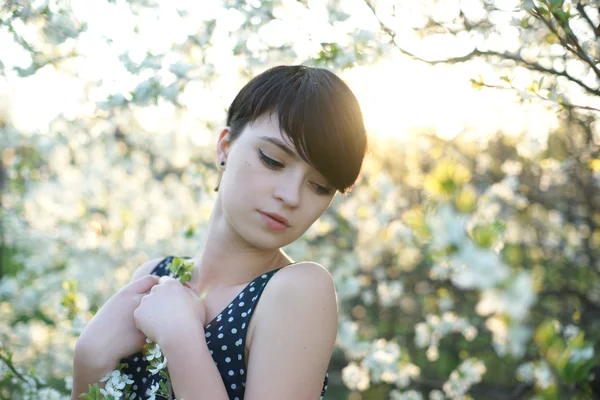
[220,161,225,166]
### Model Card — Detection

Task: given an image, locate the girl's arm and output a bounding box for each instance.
[70,345,117,400]
[243,262,338,400]
[160,324,230,400]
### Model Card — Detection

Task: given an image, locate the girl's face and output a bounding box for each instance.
[216,113,336,250]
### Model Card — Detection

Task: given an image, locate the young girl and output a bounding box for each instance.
[71,65,367,400]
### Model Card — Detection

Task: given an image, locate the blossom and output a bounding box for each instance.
[146,343,163,361]
[390,389,424,400]
[148,357,168,375]
[341,362,370,391]
[442,359,486,399]
[145,381,161,400]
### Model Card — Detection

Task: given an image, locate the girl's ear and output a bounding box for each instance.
[216,127,232,166]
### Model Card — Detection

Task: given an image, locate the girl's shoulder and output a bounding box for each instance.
[262,261,337,310]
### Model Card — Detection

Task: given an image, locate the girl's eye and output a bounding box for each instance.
[314,183,334,196]
[259,149,283,169]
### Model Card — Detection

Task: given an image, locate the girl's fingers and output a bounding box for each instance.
[130,275,160,293]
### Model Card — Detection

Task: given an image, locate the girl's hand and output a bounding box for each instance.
[133,276,207,346]
[75,275,161,367]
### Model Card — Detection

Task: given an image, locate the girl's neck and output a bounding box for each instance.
[187,202,291,293]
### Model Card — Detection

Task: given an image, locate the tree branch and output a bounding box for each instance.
[474,80,600,113]
[532,6,600,80]
[363,0,600,97]
[576,2,600,37]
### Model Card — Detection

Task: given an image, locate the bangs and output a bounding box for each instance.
[226,65,367,194]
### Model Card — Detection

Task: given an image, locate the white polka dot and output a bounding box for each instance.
[225,357,231,363]
[228,317,234,322]
[229,370,234,376]
[218,333,224,339]
[238,354,242,360]
[235,339,242,346]
[231,383,237,389]
[228,309,233,315]
[219,326,223,331]
[205,332,211,337]
[136,367,141,372]
[133,385,138,390]
[241,312,247,317]
[239,293,244,299]
[210,350,213,355]
[240,368,245,375]
[242,323,246,329]
[206,324,211,329]
[250,282,255,286]
[249,287,255,292]
[261,274,267,278]
[222,345,228,350]
[228,303,233,308]
[238,302,245,307]
[142,378,147,383]
[133,357,138,362]
[231,328,237,334]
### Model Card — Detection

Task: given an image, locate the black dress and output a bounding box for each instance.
[120,256,329,399]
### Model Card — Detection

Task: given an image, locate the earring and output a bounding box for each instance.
[220,161,225,166]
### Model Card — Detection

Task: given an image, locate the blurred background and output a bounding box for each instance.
[1,0,600,399]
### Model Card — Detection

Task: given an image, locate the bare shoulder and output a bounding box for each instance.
[129,257,166,283]
[275,261,336,296]
[258,260,338,321]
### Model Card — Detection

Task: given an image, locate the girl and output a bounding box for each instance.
[71,65,367,400]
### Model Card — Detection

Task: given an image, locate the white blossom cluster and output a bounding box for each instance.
[414,313,477,362]
[426,200,537,359]
[442,359,486,400]
[376,280,404,307]
[389,389,424,400]
[99,370,135,399]
[339,329,420,392]
[516,361,554,389]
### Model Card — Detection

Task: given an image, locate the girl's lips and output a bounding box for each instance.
[259,211,289,231]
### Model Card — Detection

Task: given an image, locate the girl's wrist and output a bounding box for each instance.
[74,341,120,371]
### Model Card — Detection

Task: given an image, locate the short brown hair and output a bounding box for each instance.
[226,65,367,194]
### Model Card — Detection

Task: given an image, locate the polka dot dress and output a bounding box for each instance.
[120,256,329,399]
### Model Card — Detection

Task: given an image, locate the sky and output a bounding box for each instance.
[0,0,561,151]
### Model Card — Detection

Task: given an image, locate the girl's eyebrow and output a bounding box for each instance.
[258,136,298,159]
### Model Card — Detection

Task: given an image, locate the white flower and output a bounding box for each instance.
[146,381,161,400]
[148,356,168,375]
[342,362,370,391]
[429,389,445,400]
[563,324,580,341]
[442,359,486,398]
[146,344,163,361]
[449,242,509,289]
[426,205,468,251]
[36,387,63,400]
[389,389,424,400]
[377,280,404,307]
[100,386,123,399]
[570,347,594,363]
